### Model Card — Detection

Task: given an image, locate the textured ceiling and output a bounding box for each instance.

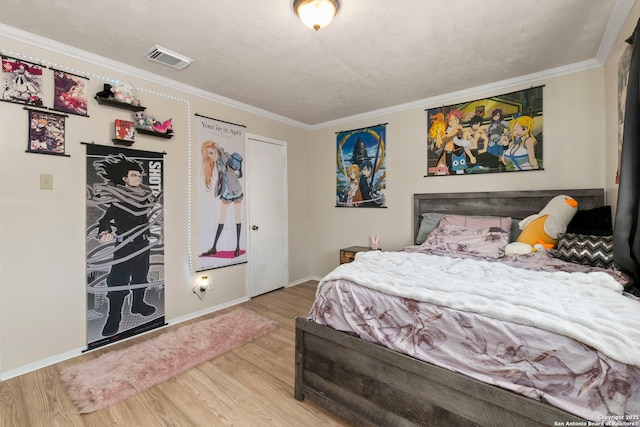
[0,0,633,126]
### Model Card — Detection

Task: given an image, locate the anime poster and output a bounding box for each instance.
[85,144,165,350]
[336,124,387,208]
[52,70,88,116]
[1,56,44,106]
[114,119,136,145]
[27,109,67,156]
[425,86,544,176]
[197,115,247,271]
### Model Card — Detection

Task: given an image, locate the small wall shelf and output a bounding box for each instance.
[112,138,135,146]
[136,128,174,139]
[95,96,146,112]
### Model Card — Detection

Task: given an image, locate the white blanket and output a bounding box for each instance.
[320,251,640,367]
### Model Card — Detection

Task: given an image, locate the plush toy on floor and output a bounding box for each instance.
[505,195,578,255]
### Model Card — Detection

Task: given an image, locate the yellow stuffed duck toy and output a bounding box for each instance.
[505,195,578,255]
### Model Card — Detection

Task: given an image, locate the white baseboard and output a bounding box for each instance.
[1,280,322,381]
[0,295,250,382]
[287,276,321,287]
[0,348,84,381]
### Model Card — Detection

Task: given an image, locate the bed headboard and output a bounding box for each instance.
[413,189,605,244]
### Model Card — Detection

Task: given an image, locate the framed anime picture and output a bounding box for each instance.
[52,70,89,116]
[27,109,69,156]
[113,119,136,146]
[1,56,45,106]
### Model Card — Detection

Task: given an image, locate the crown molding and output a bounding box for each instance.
[311,58,601,130]
[596,0,636,64]
[0,23,308,129]
[0,0,632,133]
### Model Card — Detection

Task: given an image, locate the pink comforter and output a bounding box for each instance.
[309,252,639,421]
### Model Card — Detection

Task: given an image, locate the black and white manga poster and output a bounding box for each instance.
[85,144,165,350]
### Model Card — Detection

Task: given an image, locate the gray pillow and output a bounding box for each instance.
[510,219,522,242]
[416,212,444,244]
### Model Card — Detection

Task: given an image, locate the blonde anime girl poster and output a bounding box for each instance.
[197,114,247,271]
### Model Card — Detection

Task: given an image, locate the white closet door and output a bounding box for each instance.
[246,134,288,297]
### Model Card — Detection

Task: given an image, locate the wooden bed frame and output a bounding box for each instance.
[295,188,605,427]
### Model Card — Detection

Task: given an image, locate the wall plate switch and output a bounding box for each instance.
[40,174,53,190]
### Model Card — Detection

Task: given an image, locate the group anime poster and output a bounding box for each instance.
[336,124,387,208]
[85,144,165,350]
[1,56,44,106]
[197,115,247,271]
[52,70,88,116]
[425,86,544,176]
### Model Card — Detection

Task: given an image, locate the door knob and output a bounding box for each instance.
[252,225,259,231]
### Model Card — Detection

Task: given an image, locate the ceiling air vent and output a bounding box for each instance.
[145,45,193,70]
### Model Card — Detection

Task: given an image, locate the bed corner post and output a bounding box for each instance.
[294,316,305,401]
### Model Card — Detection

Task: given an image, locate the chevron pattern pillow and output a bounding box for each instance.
[553,233,614,269]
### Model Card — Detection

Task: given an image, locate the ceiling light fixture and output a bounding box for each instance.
[293,0,339,31]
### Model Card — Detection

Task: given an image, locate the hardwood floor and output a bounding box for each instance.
[0,281,351,426]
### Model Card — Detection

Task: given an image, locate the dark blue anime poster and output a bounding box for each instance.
[426,86,544,176]
[85,144,165,350]
[336,124,386,208]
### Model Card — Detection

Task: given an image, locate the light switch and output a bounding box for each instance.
[40,174,53,190]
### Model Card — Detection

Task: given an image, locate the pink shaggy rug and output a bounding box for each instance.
[60,308,279,413]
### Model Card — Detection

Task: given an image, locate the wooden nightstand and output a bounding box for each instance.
[339,246,375,264]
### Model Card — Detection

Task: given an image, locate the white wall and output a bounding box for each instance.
[0,34,310,377]
[306,69,610,277]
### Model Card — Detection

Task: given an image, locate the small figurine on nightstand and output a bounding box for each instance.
[370,235,379,250]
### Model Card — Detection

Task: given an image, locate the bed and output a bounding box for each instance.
[294,189,640,426]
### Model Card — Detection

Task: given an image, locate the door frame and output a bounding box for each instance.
[245,133,289,298]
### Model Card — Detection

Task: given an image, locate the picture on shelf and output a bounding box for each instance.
[27,109,67,155]
[114,119,135,144]
[1,56,44,106]
[52,70,89,116]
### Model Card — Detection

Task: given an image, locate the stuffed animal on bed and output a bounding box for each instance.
[504,195,578,255]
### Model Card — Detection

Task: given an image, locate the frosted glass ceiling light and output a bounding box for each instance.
[293,0,339,31]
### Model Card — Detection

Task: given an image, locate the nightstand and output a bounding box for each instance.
[339,246,376,264]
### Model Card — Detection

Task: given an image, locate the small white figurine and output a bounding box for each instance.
[370,235,379,250]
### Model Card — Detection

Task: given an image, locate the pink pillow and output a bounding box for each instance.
[423,224,509,259]
[439,214,511,235]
